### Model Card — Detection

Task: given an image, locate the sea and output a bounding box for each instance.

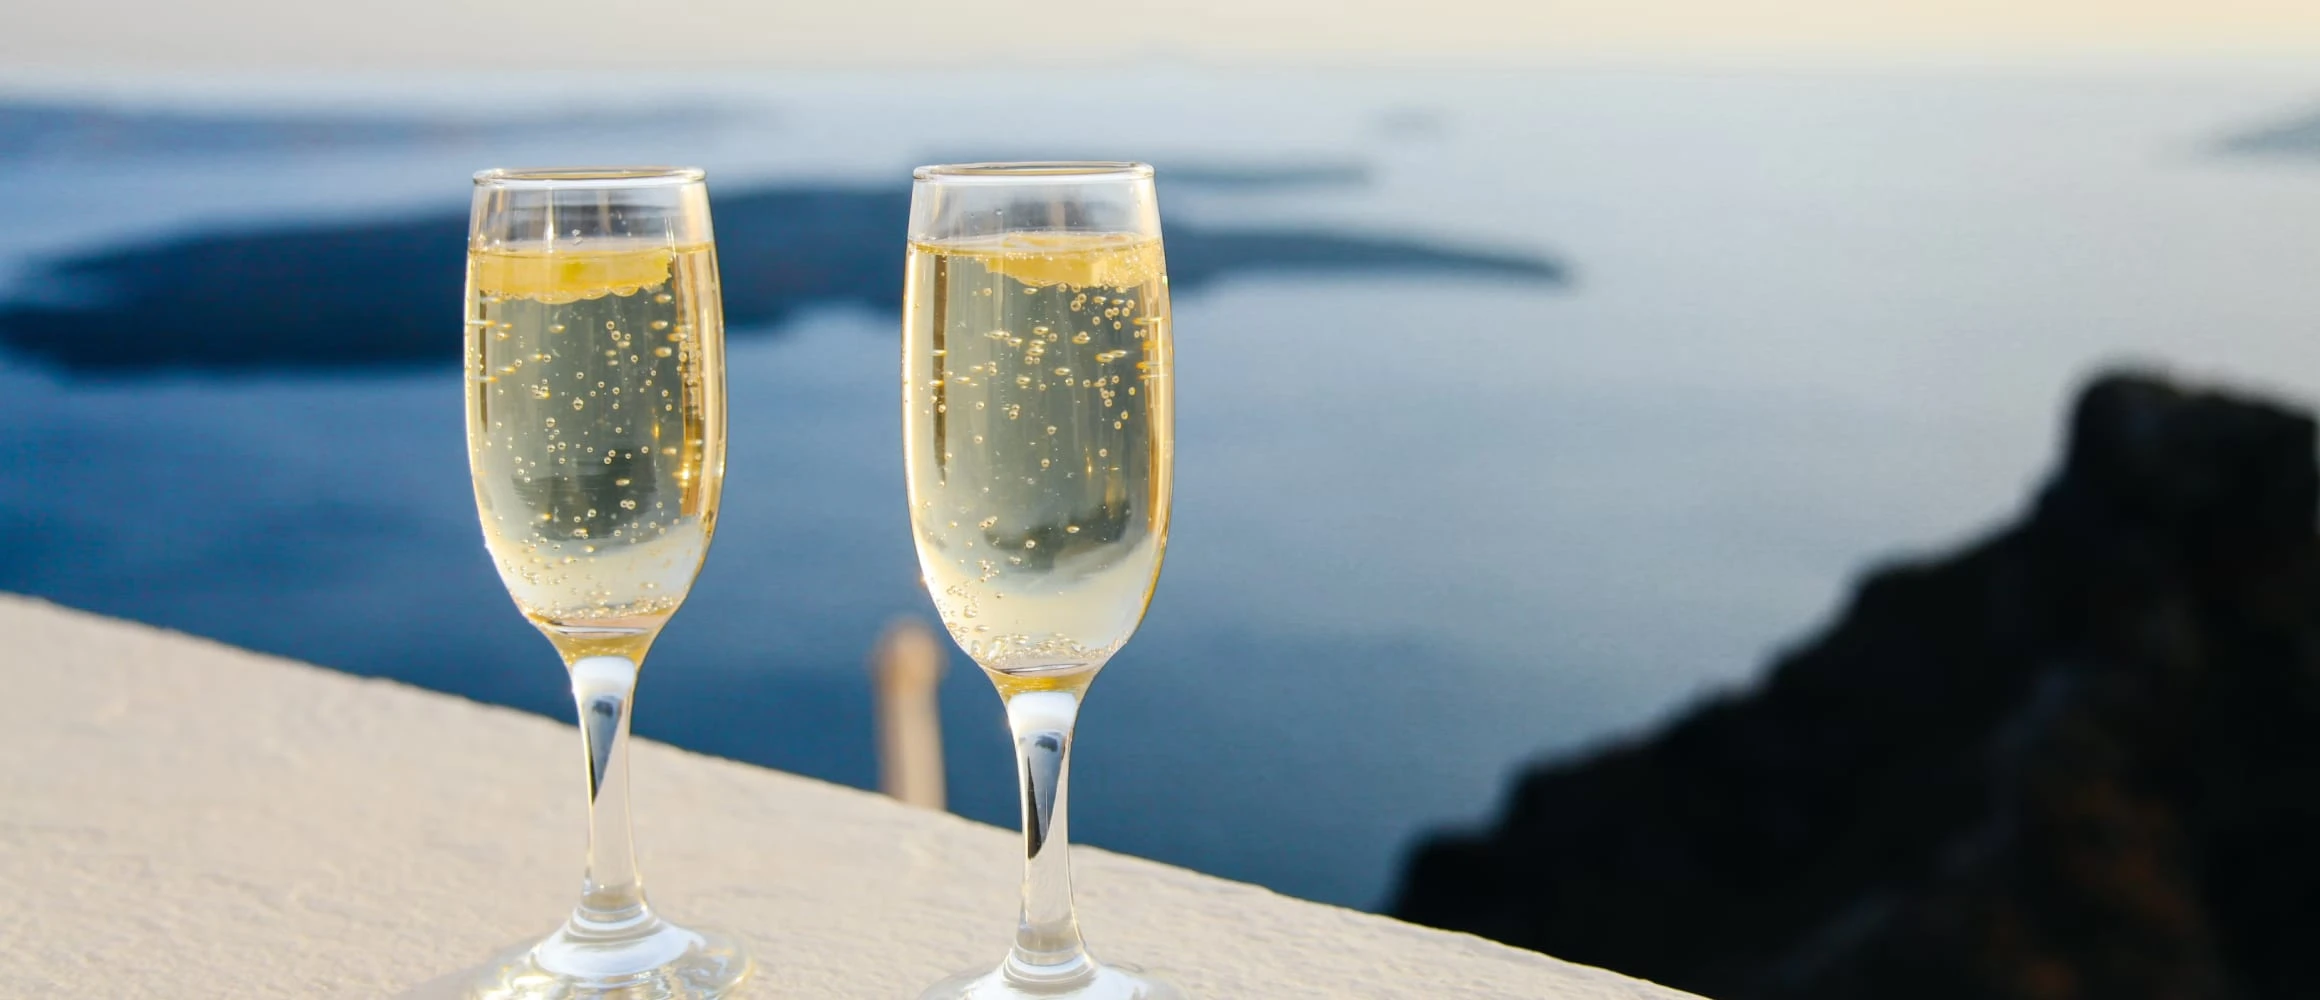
[3,63,2317,909]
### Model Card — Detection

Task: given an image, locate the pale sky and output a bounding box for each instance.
[4,0,2319,72]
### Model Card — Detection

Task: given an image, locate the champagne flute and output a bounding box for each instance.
[903,163,1182,1000]
[464,167,749,999]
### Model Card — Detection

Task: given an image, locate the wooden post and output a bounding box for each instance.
[870,617,948,810]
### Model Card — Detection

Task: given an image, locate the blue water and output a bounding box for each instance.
[5,66,2319,908]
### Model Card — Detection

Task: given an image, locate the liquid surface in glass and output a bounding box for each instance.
[466,241,726,663]
[904,231,1174,675]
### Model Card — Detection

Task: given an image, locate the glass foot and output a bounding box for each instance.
[471,914,751,999]
[919,960,1187,999]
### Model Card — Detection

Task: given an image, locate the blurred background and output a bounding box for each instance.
[5,2,2319,997]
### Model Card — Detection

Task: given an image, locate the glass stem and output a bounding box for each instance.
[570,655,652,930]
[1001,686,1094,984]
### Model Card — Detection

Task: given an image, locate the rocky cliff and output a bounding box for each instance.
[1393,371,2320,1000]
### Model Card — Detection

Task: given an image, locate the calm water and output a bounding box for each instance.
[4,66,2318,908]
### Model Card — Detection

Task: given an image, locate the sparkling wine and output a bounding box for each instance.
[903,232,1173,676]
[466,241,725,663]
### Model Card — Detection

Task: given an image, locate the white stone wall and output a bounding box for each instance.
[0,595,1702,999]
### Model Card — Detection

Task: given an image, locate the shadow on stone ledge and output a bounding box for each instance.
[1393,370,2320,1000]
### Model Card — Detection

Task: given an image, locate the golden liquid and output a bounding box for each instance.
[466,242,725,664]
[903,232,1174,676]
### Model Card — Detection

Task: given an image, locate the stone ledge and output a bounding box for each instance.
[0,594,1700,999]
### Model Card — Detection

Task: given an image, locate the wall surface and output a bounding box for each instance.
[0,594,1700,999]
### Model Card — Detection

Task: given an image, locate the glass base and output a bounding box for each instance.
[470,913,751,1000]
[918,961,1187,999]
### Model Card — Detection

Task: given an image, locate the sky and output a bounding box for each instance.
[3,0,2319,73]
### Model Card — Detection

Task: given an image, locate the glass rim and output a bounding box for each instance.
[912,161,1153,183]
[473,166,706,188]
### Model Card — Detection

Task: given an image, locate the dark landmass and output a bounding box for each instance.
[2,99,1381,189]
[0,185,1563,375]
[1150,162,1369,188]
[0,101,724,162]
[2220,108,2320,158]
[919,154,1370,189]
[1394,371,2320,1000]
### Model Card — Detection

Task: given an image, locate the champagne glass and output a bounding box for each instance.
[902,163,1181,1000]
[464,167,749,999]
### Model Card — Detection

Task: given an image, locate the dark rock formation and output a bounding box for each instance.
[1393,371,2320,1000]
